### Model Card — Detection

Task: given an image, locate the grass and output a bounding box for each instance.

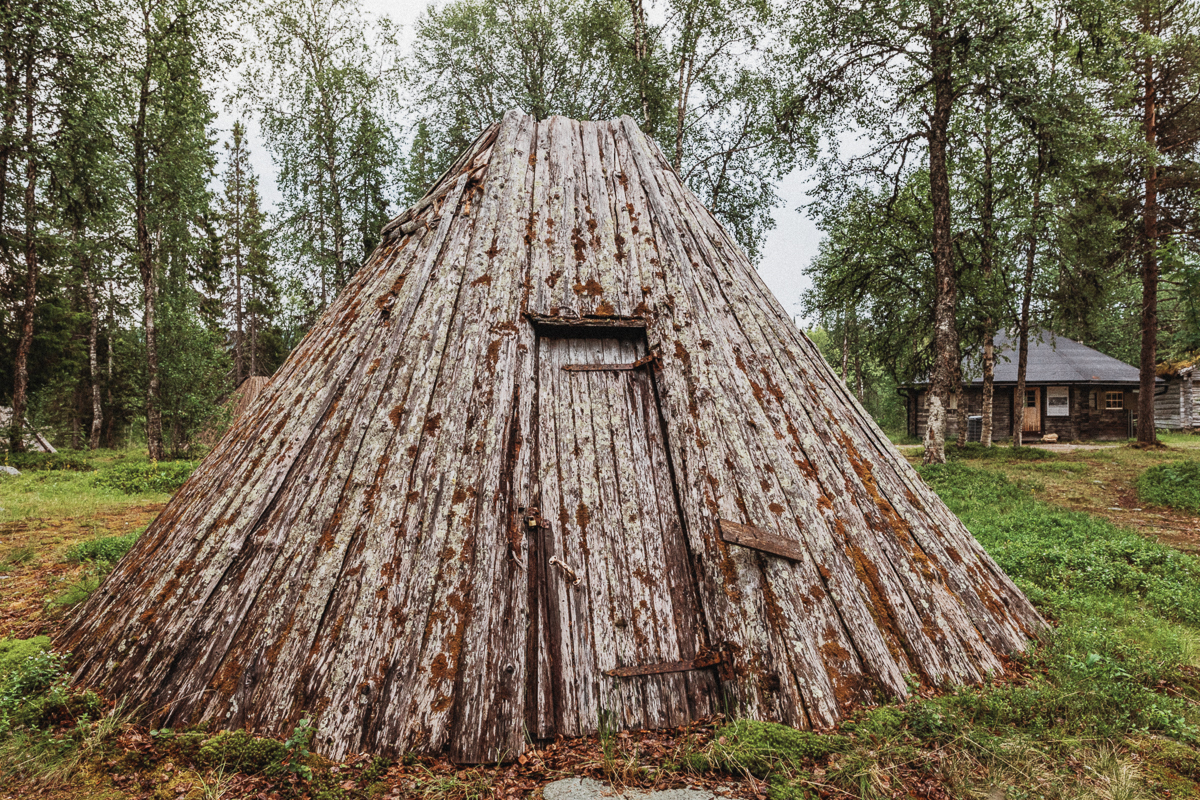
[1138,460,1200,513]
[0,449,184,523]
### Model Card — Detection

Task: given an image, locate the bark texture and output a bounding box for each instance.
[60,112,1044,764]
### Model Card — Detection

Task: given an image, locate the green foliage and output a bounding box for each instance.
[703,720,849,777]
[1138,461,1200,513]
[197,729,288,775]
[0,638,52,685]
[197,720,316,778]
[94,460,196,494]
[65,528,142,565]
[0,453,93,472]
[403,0,792,261]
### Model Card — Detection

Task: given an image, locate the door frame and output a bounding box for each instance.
[523,316,715,737]
[1023,387,1042,434]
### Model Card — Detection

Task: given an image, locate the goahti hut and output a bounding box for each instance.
[59,112,1044,763]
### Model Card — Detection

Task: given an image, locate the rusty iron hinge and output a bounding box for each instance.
[604,645,722,678]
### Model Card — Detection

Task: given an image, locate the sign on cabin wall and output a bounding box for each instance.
[1047,386,1069,417]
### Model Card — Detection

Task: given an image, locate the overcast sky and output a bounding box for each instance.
[231,0,822,324]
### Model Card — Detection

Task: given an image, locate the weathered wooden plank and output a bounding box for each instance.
[719,519,807,562]
[562,355,653,372]
[605,648,721,678]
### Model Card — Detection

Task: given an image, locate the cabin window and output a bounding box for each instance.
[1105,391,1123,410]
[1089,391,1097,409]
[1025,390,1038,408]
[1047,386,1069,417]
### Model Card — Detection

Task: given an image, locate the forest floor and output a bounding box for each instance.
[0,437,1198,799]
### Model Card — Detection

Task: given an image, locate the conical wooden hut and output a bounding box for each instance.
[59,112,1043,763]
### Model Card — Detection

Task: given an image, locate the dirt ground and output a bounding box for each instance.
[0,504,163,640]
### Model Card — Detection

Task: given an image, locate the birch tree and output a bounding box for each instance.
[243,0,401,311]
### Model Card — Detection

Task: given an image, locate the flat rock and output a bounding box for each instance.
[543,778,729,800]
[0,466,20,476]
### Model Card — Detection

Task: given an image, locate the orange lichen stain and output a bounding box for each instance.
[595,300,616,316]
[438,547,456,562]
[173,559,195,577]
[367,358,382,375]
[492,320,517,333]
[576,502,591,530]
[571,228,588,261]
[212,656,244,697]
[573,278,603,296]
[485,236,500,260]
[821,638,854,663]
[945,546,962,564]
[633,300,650,316]
[760,478,771,491]
[375,588,388,600]
[843,539,906,660]
[471,274,493,287]
[546,270,562,288]
[388,405,403,428]
[769,502,784,516]
[486,338,503,369]
[816,495,834,511]
[406,490,420,504]
[429,653,454,686]
[424,414,443,436]
[431,694,453,712]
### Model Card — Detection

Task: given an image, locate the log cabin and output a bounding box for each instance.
[901,330,1163,442]
[1156,355,1197,432]
[59,112,1044,763]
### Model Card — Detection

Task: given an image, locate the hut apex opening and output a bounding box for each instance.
[59,112,1044,764]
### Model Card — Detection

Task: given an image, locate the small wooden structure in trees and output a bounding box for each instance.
[0,406,55,453]
[59,112,1043,763]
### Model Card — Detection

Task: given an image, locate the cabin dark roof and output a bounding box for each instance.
[913,330,1155,386]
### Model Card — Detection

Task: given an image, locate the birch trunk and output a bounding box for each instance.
[921,21,957,466]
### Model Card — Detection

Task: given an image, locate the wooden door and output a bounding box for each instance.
[1023,388,1041,433]
[530,335,716,739]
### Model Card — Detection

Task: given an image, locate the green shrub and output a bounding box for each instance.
[94,461,196,494]
[0,638,51,684]
[1138,460,1200,513]
[196,729,309,777]
[704,720,848,777]
[0,647,97,733]
[65,529,142,566]
[0,453,93,472]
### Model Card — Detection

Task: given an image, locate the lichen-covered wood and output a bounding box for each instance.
[58,111,1044,764]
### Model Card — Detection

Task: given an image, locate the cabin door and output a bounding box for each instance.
[1023,388,1041,434]
[529,334,716,740]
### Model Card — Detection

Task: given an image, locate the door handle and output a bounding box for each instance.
[549,556,581,585]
